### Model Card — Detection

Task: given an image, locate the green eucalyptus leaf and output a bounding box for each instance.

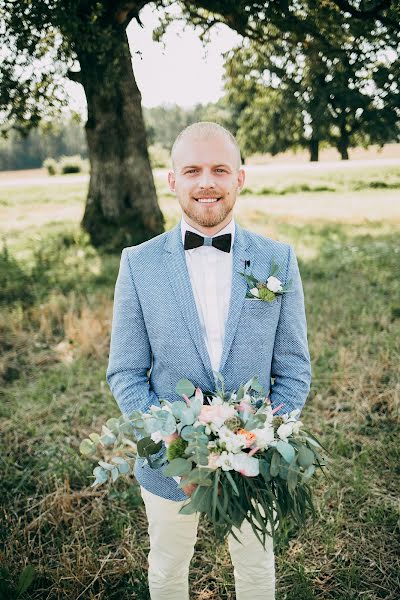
[98,460,114,470]
[163,457,192,477]
[287,464,299,494]
[250,377,264,393]
[297,445,315,467]
[302,464,316,482]
[259,459,271,482]
[176,378,196,398]
[235,385,244,402]
[100,425,116,445]
[213,370,225,397]
[245,413,266,430]
[276,440,296,464]
[178,501,198,515]
[106,417,120,433]
[92,466,108,486]
[111,456,130,474]
[270,451,281,477]
[79,438,96,456]
[183,466,213,485]
[137,437,162,458]
[171,401,188,420]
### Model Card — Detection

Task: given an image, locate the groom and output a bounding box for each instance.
[106,122,311,599]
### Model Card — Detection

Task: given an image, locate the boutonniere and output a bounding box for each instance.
[239,258,292,302]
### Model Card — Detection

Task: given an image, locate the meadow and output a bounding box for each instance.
[0,161,399,599]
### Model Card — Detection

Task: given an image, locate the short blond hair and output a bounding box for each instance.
[171,121,241,170]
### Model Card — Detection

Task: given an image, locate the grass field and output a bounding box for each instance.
[1,161,399,599]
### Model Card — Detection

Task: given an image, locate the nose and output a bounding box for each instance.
[198,169,215,189]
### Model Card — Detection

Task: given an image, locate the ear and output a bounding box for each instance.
[237,168,245,192]
[168,170,176,192]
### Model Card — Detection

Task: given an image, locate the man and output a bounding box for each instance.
[106,122,311,599]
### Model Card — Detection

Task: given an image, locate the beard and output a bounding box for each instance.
[179,195,235,228]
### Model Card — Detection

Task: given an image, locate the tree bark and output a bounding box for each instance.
[77,29,164,252]
[337,124,350,160]
[309,138,319,162]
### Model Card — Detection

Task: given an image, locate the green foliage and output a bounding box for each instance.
[43,157,58,175]
[0,231,101,307]
[175,378,196,398]
[0,564,35,599]
[59,154,86,174]
[223,20,399,161]
[166,437,188,461]
[163,457,192,477]
[0,243,34,305]
[148,143,170,168]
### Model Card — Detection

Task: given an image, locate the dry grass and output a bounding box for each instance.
[1,168,399,598]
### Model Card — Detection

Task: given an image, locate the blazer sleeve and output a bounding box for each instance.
[270,245,312,417]
[106,248,161,417]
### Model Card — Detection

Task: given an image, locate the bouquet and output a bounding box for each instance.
[80,373,328,549]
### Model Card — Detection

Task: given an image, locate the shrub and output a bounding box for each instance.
[43,157,58,176]
[148,144,170,168]
[59,155,83,174]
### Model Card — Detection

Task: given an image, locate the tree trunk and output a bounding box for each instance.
[309,138,319,162]
[77,29,164,252]
[337,125,350,160]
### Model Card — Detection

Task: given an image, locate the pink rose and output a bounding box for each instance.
[162,432,179,446]
[198,404,236,428]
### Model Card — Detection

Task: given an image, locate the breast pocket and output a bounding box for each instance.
[243,296,281,311]
[238,296,281,344]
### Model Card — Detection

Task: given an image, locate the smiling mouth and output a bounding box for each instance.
[194,197,222,204]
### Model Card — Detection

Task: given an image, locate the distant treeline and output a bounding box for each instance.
[0,116,88,171]
[1,98,398,171]
[0,103,231,171]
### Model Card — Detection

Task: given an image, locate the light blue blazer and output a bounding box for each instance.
[106,220,311,500]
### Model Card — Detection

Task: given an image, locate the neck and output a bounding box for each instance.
[183,213,233,237]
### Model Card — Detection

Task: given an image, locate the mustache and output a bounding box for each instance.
[193,193,222,199]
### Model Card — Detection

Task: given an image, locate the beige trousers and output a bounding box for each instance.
[140,485,275,600]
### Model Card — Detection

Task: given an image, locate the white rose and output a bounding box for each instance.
[266,276,283,293]
[225,434,247,453]
[253,425,275,449]
[277,421,294,441]
[231,452,260,477]
[292,420,303,435]
[215,451,234,471]
[150,431,163,443]
[250,287,260,298]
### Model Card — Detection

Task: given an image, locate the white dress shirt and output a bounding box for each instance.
[180,215,235,372]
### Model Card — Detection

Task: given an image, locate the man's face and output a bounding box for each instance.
[168,133,245,232]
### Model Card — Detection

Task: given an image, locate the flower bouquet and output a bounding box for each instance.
[80,373,328,549]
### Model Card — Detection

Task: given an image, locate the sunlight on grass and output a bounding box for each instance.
[1,164,399,599]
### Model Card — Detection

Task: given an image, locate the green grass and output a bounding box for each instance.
[0,168,399,598]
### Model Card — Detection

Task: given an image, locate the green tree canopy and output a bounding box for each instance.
[223,6,399,161]
[1,0,398,247]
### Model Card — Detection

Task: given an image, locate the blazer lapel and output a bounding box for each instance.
[163,223,214,376]
[218,222,253,373]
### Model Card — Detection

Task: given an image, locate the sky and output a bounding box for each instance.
[66,5,242,115]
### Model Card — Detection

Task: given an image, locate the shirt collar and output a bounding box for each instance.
[180,214,235,250]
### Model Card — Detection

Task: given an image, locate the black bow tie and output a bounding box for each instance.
[184,230,232,253]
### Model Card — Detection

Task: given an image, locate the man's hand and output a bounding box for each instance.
[180,476,198,497]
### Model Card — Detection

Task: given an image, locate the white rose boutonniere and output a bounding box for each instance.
[239,258,292,302]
